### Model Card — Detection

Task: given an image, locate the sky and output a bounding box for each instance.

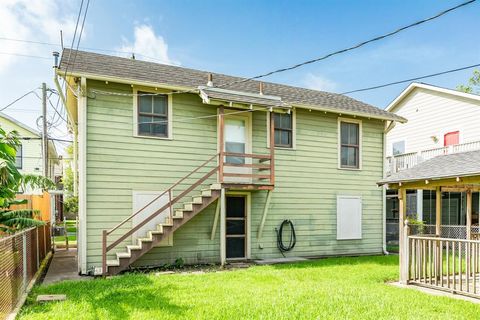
[0,0,479,155]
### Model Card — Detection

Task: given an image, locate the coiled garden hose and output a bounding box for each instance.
[275,220,296,257]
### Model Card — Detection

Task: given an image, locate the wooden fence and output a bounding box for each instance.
[10,192,51,221]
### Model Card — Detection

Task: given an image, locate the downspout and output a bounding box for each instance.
[382,121,396,255]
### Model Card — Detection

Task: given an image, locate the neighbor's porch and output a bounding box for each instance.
[388,177,480,299]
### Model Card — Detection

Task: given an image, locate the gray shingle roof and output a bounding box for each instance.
[378,150,480,185]
[59,49,406,122]
[199,87,286,108]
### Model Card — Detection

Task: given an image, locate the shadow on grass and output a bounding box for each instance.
[20,274,186,319]
[267,254,398,270]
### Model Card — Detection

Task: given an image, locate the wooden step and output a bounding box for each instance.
[210,183,222,190]
[192,196,203,204]
[107,259,120,267]
[106,188,221,275]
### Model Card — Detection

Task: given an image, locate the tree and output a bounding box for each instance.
[457,69,480,94]
[0,127,55,233]
[62,143,78,217]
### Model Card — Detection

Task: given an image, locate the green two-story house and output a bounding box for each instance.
[58,49,405,275]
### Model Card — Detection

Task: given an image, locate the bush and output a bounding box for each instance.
[63,196,78,216]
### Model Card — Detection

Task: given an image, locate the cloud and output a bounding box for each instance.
[303,73,338,92]
[0,0,77,72]
[118,24,178,65]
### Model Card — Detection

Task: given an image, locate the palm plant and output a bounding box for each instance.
[0,127,55,234]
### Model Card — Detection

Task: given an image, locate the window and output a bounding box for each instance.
[339,120,361,169]
[137,93,169,137]
[444,131,459,146]
[15,144,22,169]
[337,195,362,240]
[392,140,405,155]
[273,113,293,148]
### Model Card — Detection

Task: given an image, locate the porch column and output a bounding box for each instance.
[220,188,226,266]
[269,111,275,185]
[416,190,423,221]
[398,188,407,284]
[218,106,225,184]
[435,187,442,236]
[467,189,472,239]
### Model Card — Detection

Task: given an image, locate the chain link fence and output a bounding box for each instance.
[0,224,51,320]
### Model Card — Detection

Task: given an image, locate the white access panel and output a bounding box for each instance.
[337,195,362,240]
[132,191,173,246]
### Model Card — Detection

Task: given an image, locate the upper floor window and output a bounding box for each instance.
[137,93,169,138]
[392,140,405,155]
[444,131,459,146]
[273,113,293,148]
[15,144,22,169]
[339,119,361,169]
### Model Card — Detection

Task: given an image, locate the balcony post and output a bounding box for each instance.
[435,187,442,236]
[218,106,225,183]
[269,111,275,185]
[398,188,407,284]
[467,189,472,239]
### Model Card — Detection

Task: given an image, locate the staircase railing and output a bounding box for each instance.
[102,153,219,275]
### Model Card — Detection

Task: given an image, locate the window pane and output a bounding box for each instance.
[225,142,245,164]
[281,113,292,129]
[341,146,358,168]
[152,123,167,136]
[274,113,281,128]
[15,145,22,169]
[226,237,245,258]
[227,220,245,235]
[274,130,282,146]
[153,96,167,115]
[138,123,151,135]
[226,197,245,218]
[138,95,152,113]
[341,122,349,144]
[392,141,405,155]
[281,130,291,146]
[341,122,359,145]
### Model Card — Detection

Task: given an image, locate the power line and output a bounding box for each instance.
[341,63,480,94]
[214,0,477,88]
[0,89,41,112]
[0,52,50,60]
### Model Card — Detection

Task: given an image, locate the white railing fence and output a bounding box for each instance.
[385,140,480,175]
[407,234,480,298]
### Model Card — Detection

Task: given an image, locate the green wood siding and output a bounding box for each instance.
[85,80,384,270]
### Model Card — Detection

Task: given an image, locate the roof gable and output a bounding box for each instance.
[0,112,40,137]
[386,82,480,113]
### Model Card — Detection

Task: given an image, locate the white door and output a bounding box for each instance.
[223,114,252,183]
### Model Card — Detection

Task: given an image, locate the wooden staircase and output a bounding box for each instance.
[105,183,221,275]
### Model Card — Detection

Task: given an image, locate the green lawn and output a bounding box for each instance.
[54,220,77,246]
[18,255,479,319]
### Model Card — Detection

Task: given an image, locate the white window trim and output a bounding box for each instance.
[338,117,362,170]
[132,86,173,140]
[266,109,296,150]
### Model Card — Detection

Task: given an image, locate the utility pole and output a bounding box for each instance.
[42,82,48,178]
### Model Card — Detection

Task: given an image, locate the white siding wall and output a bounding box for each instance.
[386,88,480,157]
[0,117,43,176]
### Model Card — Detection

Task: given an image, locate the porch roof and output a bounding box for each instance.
[198,87,288,108]
[58,49,406,123]
[378,150,480,185]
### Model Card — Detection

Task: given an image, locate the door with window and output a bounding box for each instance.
[222,113,252,183]
[226,196,247,259]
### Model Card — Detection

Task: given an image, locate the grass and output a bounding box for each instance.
[18,255,480,320]
[54,220,77,246]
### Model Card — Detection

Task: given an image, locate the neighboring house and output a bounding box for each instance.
[0,112,60,191]
[384,82,480,242]
[58,49,405,275]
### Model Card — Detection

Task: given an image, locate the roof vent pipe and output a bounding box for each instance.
[207,73,213,87]
[259,82,264,95]
[52,51,59,68]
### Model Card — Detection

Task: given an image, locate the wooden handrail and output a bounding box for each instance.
[223,152,271,159]
[106,166,219,252]
[106,153,219,236]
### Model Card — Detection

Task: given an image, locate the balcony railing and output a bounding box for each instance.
[385,140,480,176]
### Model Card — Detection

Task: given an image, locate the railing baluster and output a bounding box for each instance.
[453,240,456,291]
[446,240,450,289]
[459,242,462,292]
[467,241,471,292]
[440,240,443,287]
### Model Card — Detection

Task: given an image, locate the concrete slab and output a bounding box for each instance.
[42,249,90,285]
[36,294,66,302]
[253,257,308,265]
